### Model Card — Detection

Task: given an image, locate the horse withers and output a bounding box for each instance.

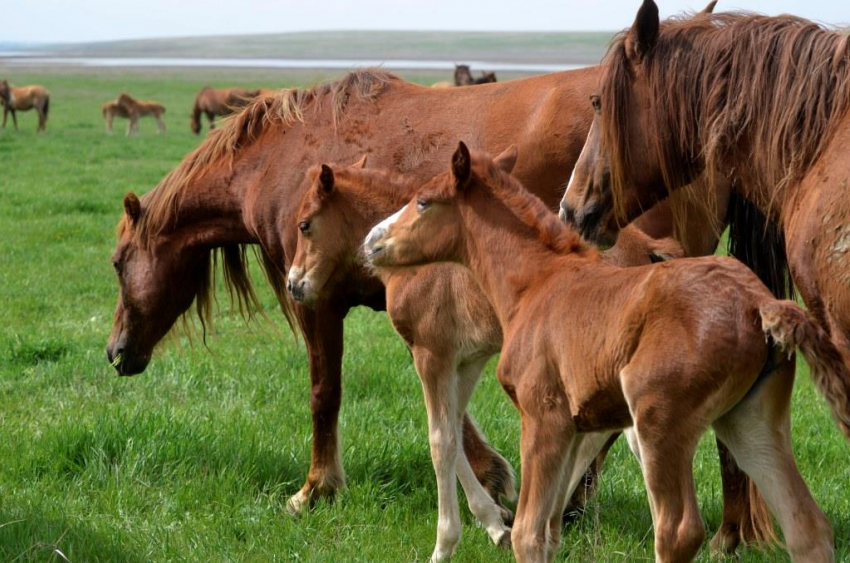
[0,79,49,132]
[366,143,843,562]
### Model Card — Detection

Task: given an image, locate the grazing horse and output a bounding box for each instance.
[105,67,747,531]
[287,160,681,560]
[454,65,498,86]
[560,1,850,441]
[102,93,166,136]
[190,86,261,134]
[365,143,847,562]
[0,79,49,132]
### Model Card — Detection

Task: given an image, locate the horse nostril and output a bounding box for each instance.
[559,202,576,225]
[286,279,293,293]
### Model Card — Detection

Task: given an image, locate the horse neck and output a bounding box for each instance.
[152,164,259,251]
[456,189,573,326]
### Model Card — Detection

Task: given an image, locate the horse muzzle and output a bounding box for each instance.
[105,341,150,376]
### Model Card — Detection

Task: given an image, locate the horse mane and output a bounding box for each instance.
[469,151,588,255]
[602,12,850,222]
[138,68,399,242]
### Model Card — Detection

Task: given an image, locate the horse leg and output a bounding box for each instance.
[413,345,464,562]
[710,438,773,554]
[713,359,833,561]
[562,432,618,524]
[208,112,216,130]
[511,380,573,563]
[454,357,512,549]
[11,109,17,131]
[157,116,166,134]
[2,106,6,130]
[286,304,346,515]
[106,114,114,135]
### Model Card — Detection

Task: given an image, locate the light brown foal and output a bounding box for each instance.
[287,160,681,561]
[0,79,49,132]
[366,144,845,562]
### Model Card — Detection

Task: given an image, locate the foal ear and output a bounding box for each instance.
[452,141,472,188]
[318,164,335,196]
[700,0,718,14]
[123,192,141,224]
[351,154,367,169]
[626,0,660,64]
[493,145,518,173]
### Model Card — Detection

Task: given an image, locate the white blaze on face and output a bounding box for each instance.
[364,205,406,258]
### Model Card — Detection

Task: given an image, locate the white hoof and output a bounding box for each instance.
[286,489,309,516]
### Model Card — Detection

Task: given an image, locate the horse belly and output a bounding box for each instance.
[567,378,632,432]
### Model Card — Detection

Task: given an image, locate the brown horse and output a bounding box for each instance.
[365,143,847,562]
[287,159,681,559]
[560,1,850,440]
[190,86,261,134]
[105,68,745,530]
[103,93,167,136]
[0,79,49,132]
[454,65,498,86]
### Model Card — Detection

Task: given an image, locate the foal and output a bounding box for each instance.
[0,79,49,132]
[366,144,844,562]
[288,159,681,561]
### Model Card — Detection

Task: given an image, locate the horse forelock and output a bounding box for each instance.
[602,12,850,221]
[469,151,588,255]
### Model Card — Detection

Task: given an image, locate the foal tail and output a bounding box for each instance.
[760,300,850,438]
[43,95,50,119]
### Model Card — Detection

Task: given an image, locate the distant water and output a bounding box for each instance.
[0,55,585,73]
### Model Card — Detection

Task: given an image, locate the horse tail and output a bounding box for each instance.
[43,95,49,119]
[726,191,794,299]
[760,300,850,438]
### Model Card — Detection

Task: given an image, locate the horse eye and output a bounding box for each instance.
[299,221,311,233]
[590,95,602,113]
[416,198,430,213]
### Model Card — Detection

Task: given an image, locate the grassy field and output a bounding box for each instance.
[39,30,613,66]
[0,67,848,562]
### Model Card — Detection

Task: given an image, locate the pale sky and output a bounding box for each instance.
[5,0,849,44]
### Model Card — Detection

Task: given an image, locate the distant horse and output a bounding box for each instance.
[287,160,681,560]
[0,79,49,132]
[190,86,260,134]
[102,93,166,136]
[366,143,846,562]
[105,68,751,540]
[561,2,850,442]
[454,65,498,86]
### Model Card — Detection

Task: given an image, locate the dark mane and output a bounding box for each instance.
[602,12,850,222]
[470,152,588,255]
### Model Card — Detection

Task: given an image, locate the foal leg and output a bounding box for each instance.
[157,116,166,134]
[287,303,347,515]
[454,357,512,548]
[2,106,6,130]
[511,383,574,563]
[413,346,464,562]
[713,361,833,562]
[11,109,17,131]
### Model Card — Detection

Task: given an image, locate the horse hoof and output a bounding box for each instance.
[709,525,741,556]
[285,490,309,516]
[496,529,512,550]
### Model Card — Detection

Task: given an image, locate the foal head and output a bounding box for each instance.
[0,79,9,103]
[286,158,371,304]
[364,143,517,269]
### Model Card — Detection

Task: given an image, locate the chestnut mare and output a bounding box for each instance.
[190,86,261,134]
[287,160,681,560]
[562,1,850,445]
[365,143,849,562]
[105,68,739,531]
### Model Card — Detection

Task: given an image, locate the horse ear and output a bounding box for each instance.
[626,0,660,64]
[351,155,367,169]
[493,145,518,173]
[123,192,141,224]
[319,164,335,195]
[452,141,471,188]
[700,0,718,14]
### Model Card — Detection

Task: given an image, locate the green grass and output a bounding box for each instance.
[0,68,848,561]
